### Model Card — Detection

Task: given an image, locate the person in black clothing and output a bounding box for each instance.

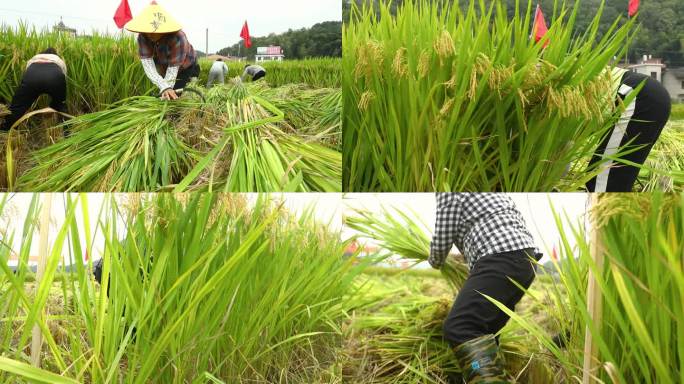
[429,193,541,384]
[2,48,68,131]
[586,70,672,192]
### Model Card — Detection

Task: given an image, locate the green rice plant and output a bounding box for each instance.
[488,193,684,383]
[344,205,468,288]
[0,193,367,382]
[670,103,684,120]
[0,24,154,114]
[343,0,638,191]
[16,97,197,191]
[197,58,341,89]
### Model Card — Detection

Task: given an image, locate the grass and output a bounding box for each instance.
[0,193,367,382]
[343,0,640,191]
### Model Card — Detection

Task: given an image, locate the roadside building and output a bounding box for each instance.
[625,55,684,102]
[255,46,284,62]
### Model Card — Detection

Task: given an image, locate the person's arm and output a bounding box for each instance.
[240,68,249,81]
[137,34,171,94]
[141,58,172,93]
[163,66,180,89]
[222,63,228,76]
[428,195,459,269]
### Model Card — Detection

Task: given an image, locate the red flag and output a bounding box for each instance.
[240,21,252,48]
[113,0,132,29]
[628,0,640,17]
[533,4,549,48]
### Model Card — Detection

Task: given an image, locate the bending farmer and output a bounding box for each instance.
[2,48,67,131]
[207,58,229,88]
[586,68,671,192]
[429,193,541,384]
[241,64,266,82]
[125,1,199,100]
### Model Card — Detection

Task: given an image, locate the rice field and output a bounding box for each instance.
[341,193,684,383]
[342,0,684,192]
[0,25,341,192]
[5,193,680,383]
[0,193,366,383]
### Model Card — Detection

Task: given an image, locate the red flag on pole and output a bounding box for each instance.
[533,4,549,47]
[113,0,132,29]
[628,0,640,17]
[240,21,252,48]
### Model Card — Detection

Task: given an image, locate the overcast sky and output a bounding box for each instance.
[0,0,341,53]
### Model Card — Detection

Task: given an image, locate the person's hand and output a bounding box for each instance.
[428,258,443,270]
[160,89,178,100]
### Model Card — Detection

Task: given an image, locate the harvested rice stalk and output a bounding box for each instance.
[17,96,197,191]
[640,126,684,192]
[178,94,342,192]
[345,205,468,287]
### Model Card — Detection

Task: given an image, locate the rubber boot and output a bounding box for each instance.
[453,334,509,384]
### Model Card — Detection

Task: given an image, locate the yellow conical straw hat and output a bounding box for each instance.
[125,1,182,33]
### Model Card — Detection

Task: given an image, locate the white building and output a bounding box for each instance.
[627,56,684,103]
[662,68,684,103]
[255,46,284,62]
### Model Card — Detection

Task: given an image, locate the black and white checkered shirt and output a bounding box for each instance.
[428,193,541,270]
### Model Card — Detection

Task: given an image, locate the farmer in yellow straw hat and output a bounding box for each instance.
[125,1,199,100]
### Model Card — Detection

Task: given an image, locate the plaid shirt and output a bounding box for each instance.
[428,193,541,270]
[137,31,196,74]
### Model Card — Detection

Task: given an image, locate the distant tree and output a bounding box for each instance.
[216,21,341,60]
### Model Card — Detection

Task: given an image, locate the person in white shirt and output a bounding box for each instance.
[207,58,229,88]
[2,47,67,131]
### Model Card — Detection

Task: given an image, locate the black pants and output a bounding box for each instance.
[252,70,266,81]
[586,71,671,192]
[2,63,67,131]
[443,249,537,347]
[173,61,200,91]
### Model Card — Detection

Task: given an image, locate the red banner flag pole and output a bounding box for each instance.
[532,4,549,48]
[240,21,252,49]
[628,0,640,18]
[113,0,133,29]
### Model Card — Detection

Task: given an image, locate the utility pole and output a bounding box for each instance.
[206,28,209,57]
